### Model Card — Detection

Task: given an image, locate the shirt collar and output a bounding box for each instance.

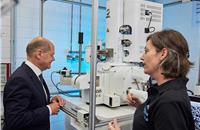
[25,60,42,77]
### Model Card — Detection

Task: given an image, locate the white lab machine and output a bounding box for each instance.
[60,0,163,129]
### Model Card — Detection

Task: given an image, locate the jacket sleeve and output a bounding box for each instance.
[3,77,50,129]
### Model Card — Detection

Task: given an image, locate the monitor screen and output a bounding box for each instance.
[190,96,200,130]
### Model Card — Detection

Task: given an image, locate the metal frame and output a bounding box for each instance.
[50,0,106,9]
[10,3,16,72]
[39,0,44,36]
[89,1,98,130]
[198,53,200,85]
[40,0,99,129]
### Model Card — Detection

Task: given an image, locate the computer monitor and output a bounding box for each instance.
[190,96,200,130]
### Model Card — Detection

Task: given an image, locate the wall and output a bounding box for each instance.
[14,0,40,67]
[43,0,106,93]
[163,1,200,91]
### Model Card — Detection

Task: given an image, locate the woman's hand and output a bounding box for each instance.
[127,93,142,107]
[108,119,120,130]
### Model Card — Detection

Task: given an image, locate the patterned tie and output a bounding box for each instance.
[39,74,48,101]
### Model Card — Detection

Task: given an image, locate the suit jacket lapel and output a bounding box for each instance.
[22,63,49,104]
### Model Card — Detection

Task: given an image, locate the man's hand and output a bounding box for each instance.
[49,102,60,115]
[108,119,121,130]
[51,95,66,107]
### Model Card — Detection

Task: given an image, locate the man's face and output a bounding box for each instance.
[39,45,55,71]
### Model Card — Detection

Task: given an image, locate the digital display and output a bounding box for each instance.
[190,96,200,130]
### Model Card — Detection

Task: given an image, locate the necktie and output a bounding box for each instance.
[39,74,48,101]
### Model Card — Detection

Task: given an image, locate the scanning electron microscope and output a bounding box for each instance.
[59,0,163,129]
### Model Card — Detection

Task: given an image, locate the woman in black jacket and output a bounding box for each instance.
[108,29,195,130]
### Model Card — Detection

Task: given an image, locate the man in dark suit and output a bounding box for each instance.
[3,36,66,130]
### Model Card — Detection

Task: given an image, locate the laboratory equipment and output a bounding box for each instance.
[59,0,163,129]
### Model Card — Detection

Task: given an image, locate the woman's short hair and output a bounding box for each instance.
[146,29,193,78]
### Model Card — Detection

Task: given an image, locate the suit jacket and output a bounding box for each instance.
[3,62,51,130]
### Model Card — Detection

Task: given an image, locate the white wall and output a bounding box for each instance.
[14,0,40,67]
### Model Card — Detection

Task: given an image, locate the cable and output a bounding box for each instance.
[133,79,140,90]
[187,89,194,96]
[51,71,81,97]
[144,10,155,33]
[147,12,152,29]
[73,75,81,85]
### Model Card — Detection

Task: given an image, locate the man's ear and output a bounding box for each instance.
[35,49,43,60]
[160,48,168,61]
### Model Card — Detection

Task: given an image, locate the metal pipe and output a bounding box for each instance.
[78,37,82,75]
[198,50,200,85]
[70,3,73,51]
[78,0,82,75]
[50,0,106,10]
[89,0,98,130]
[79,0,82,33]
[39,0,44,36]
[10,3,16,72]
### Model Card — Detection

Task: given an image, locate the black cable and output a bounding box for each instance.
[145,10,155,33]
[147,12,152,28]
[133,79,140,90]
[187,89,194,96]
[50,71,81,97]
[147,13,155,33]
[73,75,81,85]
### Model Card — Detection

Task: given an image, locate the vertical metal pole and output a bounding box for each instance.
[10,3,16,72]
[89,0,98,130]
[78,36,82,75]
[70,3,73,52]
[39,0,44,36]
[198,53,200,85]
[79,0,82,31]
[78,0,82,75]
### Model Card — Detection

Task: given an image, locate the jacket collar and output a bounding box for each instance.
[157,77,188,95]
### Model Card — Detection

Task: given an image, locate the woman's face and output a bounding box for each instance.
[140,40,162,77]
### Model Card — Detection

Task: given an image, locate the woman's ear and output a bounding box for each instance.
[160,48,168,61]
